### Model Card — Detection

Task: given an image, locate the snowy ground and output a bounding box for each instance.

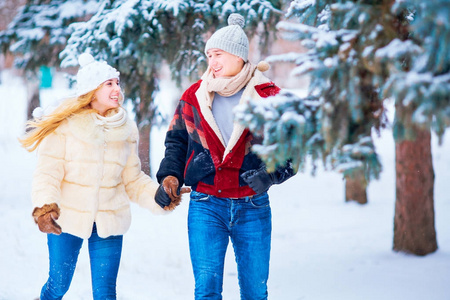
[0,70,449,300]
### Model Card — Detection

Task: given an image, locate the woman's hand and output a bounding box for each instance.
[155,176,191,211]
[32,203,62,235]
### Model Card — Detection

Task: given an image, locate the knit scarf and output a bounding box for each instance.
[93,107,127,129]
[204,62,256,97]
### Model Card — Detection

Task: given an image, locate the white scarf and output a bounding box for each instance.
[93,107,127,129]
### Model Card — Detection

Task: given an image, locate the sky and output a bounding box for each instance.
[0,69,449,300]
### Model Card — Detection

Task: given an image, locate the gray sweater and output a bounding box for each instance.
[211,89,244,145]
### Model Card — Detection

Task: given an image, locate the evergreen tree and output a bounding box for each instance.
[0,0,101,119]
[237,0,395,203]
[61,0,282,175]
[236,0,449,255]
[382,0,449,255]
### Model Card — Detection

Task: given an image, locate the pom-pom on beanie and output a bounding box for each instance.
[205,13,249,62]
[76,53,120,97]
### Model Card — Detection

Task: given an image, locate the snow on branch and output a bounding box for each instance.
[375,38,422,60]
[287,0,316,16]
[333,135,381,180]
[235,90,322,173]
[277,21,319,35]
[266,52,304,63]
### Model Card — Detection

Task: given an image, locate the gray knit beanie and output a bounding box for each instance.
[205,13,249,62]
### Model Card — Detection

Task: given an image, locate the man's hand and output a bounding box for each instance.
[32,203,62,235]
[155,176,191,211]
[241,167,274,194]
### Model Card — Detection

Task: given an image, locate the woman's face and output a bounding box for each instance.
[91,78,121,116]
[207,49,244,78]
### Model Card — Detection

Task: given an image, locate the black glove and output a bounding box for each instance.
[155,184,172,208]
[241,167,274,194]
[155,176,191,210]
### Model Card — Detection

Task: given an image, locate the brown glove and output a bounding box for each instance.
[32,203,62,235]
[156,176,191,211]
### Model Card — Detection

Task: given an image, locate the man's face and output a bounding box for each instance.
[207,49,244,78]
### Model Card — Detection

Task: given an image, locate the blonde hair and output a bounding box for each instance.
[19,90,98,152]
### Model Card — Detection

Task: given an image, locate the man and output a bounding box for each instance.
[155,13,295,300]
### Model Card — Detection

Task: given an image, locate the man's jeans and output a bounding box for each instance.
[188,191,272,300]
[40,223,123,300]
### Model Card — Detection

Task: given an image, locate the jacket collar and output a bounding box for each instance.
[65,108,133,145]
[195,69,272,160]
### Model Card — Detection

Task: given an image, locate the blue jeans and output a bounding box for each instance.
[188,191,272,300]
[40,224,123,300]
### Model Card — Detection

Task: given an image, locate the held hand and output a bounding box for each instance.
[32,203,62,235]
[155,176,191,211]
[241,167,274,194]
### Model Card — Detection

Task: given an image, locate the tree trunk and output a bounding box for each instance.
[393,128,437,255]
[138,122,152,176]
[26,74,40,120]
[345,169,368,204]
[136,80,155,176]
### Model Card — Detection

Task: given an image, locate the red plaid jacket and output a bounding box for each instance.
[156,77,290,198]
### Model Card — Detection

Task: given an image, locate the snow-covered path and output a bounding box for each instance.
[1,70,449,299]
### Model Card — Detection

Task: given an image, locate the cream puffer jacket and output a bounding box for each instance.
[31,108,164,239]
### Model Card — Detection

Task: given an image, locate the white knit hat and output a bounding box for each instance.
[205,13,249,62]
[76,53,120,97]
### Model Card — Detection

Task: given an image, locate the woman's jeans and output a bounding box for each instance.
[40,223,123,300]
[188,191,272,300]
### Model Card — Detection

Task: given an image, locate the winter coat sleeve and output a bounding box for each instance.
[156,101,189,185]
[270,160,296,185]
[122,125,167,214]
[31,130,65,209]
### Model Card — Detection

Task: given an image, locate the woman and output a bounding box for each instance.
[20,53,189,300]
[155,14,294,299]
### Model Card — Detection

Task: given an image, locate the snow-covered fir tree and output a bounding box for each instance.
[237,0,398,204]
[236,0,449,255]
[60,0,282,175]
[381,0,449,255]
[384,0,450,141]
[0,0,101,119]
